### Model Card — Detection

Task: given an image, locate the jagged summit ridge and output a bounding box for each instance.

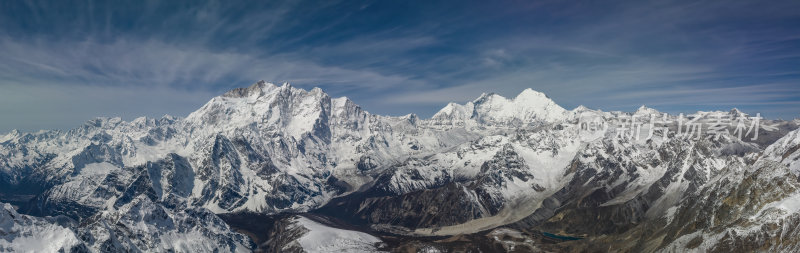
[222,80,276,98]
[212,83,570,127]
[186,81,334,140]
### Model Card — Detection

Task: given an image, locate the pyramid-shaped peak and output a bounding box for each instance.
[573,105,590,112]
[510,88,561,108]
[515,88,549,100]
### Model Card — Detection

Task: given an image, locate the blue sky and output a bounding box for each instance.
[1,0,799,132]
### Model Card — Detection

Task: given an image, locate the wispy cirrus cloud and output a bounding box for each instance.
[0,0,798,132]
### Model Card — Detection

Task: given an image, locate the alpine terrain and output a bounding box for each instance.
[1,81,799,252]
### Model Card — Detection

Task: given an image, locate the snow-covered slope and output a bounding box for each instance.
[77,195,252,252]
[292,216,384,253]
[0,81,797,252]
[0,203,83,252]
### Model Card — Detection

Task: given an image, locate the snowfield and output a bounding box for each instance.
[294,217,384,253]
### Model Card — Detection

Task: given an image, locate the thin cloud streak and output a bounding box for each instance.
[0,0,798,131]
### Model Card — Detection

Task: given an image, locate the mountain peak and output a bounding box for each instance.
[0,129,21,143]
[223,80,278,98]
[634,105,660,115]
[472,89,553,106]
[433,87,567,124]
[472,92,500,104]
[729,108,748,117]
[515,88,549,101]
[187,82,340,140]
[432,102,474,120]
[573,105,590,112]
[511,88,560,108]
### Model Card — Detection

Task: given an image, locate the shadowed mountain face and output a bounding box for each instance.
[1,81,798,252]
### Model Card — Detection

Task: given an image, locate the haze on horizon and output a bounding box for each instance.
[0,0,798,132]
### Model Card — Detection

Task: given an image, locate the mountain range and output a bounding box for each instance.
[2,81,800,252]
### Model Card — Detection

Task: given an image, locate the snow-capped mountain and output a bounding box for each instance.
[0,81,798,252]
[431,88,568,127]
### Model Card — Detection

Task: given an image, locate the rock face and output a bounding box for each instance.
[76,195,253,252]
[526,127,800,253]
[0,81,799,252]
